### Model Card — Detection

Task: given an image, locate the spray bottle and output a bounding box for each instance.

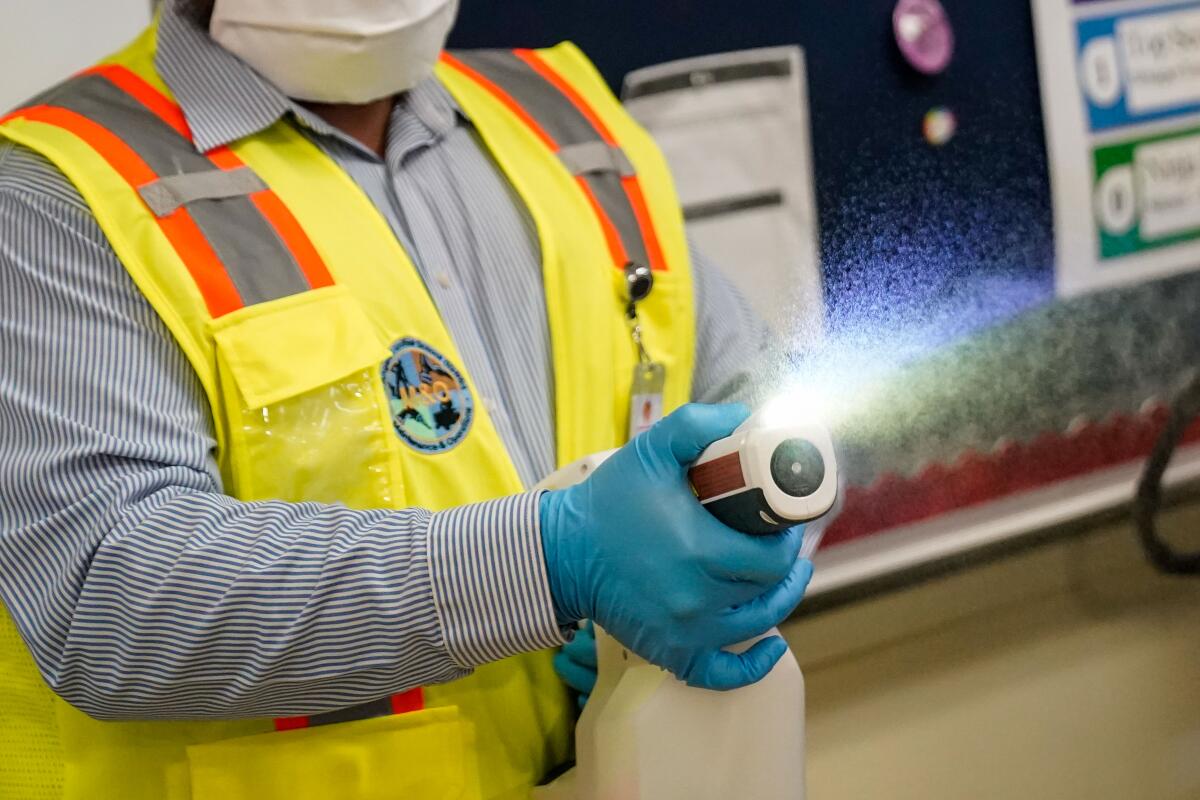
[534,409,838,800]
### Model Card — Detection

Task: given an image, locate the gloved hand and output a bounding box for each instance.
[540,403,813,691]
[554,621,597,709]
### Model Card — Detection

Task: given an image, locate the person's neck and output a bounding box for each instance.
[301,97,396,158]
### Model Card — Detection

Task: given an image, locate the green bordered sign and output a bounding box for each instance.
[1093,124,1200,260]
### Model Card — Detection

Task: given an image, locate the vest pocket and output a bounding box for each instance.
[186,707,482,800]
[209,286,400,508]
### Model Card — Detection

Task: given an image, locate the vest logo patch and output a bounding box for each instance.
[382,338,474,454]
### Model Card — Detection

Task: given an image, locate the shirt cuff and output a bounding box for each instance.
[427,492,567,668]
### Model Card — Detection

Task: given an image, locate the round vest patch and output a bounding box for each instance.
[382,338,474,454]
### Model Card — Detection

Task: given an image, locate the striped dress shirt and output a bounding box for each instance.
[0,1,771,719]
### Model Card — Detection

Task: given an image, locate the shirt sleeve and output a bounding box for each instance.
[688,240,778,406]
[0,141,563,721]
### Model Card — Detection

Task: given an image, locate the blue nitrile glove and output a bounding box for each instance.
[554,621,598,709]
[540,403,814,691]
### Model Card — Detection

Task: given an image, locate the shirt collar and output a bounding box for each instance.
[155,0,464,155]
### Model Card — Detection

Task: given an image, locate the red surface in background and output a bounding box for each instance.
[823,406,1200,549]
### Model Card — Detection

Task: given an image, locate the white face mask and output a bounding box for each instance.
[210,0,460,104]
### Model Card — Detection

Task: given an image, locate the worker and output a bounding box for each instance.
[0,1,813,798]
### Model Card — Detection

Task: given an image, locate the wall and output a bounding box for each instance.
[1,0,150,111]
[785,501,1200,799]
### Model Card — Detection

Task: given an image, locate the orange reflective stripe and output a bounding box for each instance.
[273,715,309,732]
[620,175,668,273]
[512,49,618,146]
[29,67,338,303]
[208,146,335,290]
[440,52,559,151]
[441,51,632,269]
[513,49,668,272]
[204,146,242,170]
[244,190,336,290]
[79,65,192,140]
[3,105,243,317]
[388,687,425,715]
[576,176,629,266]
[2,105,154,184]
[272,689,424,732]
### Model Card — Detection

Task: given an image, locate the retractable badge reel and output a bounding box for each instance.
[625,261,665,440]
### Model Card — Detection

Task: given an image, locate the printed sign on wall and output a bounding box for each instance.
[1032,0,1200,295]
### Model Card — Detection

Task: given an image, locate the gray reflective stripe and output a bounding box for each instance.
[42,74,312,308]
[454,51,600,146]
[581,170,647,263]
[138,166,267,218]
[557,141,635,177]
[452,50,652,268]
[307,696,394,727]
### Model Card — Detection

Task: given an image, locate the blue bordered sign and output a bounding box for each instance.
[382,338,474,453]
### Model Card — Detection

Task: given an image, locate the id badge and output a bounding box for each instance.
[629,362,666,440]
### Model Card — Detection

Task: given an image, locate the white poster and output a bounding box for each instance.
[622,47,824,341]
[1032,0,1200,296]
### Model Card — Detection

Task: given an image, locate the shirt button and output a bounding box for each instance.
[436,272,452,289]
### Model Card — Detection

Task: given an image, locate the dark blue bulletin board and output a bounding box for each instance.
[449,3,1200,563]
[449,0,1055,342]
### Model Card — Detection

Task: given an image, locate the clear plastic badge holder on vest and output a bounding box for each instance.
[533,409,839,800]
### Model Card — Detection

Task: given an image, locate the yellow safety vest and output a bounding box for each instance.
[0,22,695,800]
